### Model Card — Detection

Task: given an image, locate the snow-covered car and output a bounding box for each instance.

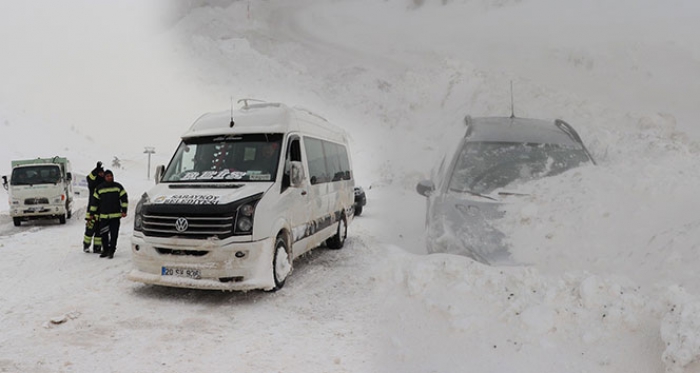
[353,186,366,216]
[416,116,595,263]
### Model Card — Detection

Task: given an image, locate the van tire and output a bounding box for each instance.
[13,217,21,227]
[268,235,292,292]
[326,214,347,250]
[59,215,67,224]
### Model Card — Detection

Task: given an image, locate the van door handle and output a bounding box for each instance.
[301,190,307,196]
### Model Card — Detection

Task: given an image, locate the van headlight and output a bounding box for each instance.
[134,193,150,231]
[233,194,262,235]
[236,216,253,232]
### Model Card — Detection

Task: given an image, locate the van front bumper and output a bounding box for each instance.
[128,234,276,291]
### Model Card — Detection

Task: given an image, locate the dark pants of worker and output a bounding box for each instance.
[83,217,102,251]
[99,218,121,255]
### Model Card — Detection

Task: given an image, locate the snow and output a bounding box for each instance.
[2,0,700,372]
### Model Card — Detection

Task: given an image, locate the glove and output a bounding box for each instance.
[96,161,102,169]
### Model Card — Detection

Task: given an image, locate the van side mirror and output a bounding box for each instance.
[1,176,7,190]
[416,179,435,197]
[154,165,165,184]
[66,172,72,181]
[290,161,305,187]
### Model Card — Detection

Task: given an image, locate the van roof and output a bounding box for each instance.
[182,102,348,143]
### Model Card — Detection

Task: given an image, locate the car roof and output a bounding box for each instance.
[466,116,581,147]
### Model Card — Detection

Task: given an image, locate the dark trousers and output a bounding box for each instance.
[99,218,121,254]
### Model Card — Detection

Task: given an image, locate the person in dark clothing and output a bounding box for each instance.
[83,161,105,253]
[87,169,128,259]
[248,142,280,175]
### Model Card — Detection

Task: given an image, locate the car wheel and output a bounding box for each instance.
[326,214,347,250]
[13,217,21,227]
[59,214,66,224]
[354,204,363,217]
[268,235,292,291]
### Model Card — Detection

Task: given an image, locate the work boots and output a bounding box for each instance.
[100,247,115,259]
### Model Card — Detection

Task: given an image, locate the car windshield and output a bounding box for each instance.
[449,141,590,195]
[11,165,61,186]
[161,134,283,183]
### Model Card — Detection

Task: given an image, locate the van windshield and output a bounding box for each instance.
[162,134,283,183]
[11,165,61,186]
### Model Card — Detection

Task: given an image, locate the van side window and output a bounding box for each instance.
[336,143,352,180]
[303,137,352,185]
[289,138,302,162]
[282,137,301,191]
[305,137,327,185]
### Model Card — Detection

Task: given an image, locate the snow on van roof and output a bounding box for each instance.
[182,102,348,143]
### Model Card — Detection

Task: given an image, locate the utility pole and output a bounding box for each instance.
[144,147,155,179]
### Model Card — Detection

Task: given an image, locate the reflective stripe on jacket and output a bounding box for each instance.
[88,182,128,219]
[86,168,105,196]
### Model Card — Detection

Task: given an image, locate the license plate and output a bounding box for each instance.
[161,267,201,279]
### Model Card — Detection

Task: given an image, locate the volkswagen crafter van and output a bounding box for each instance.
[128,101,355,291]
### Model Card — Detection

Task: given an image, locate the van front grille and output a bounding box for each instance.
[142,214,235,239]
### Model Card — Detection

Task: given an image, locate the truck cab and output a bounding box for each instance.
[3,157,74,226]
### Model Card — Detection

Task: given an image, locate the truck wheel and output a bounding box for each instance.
[326,214,347,250]
[268,235,292,292]
[59,215,67,224]
[13,217,21,227]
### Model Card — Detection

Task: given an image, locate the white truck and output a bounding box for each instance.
[2,157,74,226]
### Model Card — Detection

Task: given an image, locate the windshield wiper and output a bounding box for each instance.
[451,188,498,201]
[497,191,529,197]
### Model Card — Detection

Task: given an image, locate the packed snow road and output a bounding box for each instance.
[0,196,393,372]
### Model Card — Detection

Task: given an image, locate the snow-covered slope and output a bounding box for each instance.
[1,0,700,372]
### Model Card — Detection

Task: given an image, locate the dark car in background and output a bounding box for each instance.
[354,186,366,216]
[417,116,595,264]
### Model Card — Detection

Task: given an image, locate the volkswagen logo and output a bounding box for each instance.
[175,217,189,232]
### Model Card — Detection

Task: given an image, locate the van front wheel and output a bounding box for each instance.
[269,236,292,292]
[326,214,347,250]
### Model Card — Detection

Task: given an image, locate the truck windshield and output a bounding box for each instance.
[11,165,61,186]
[162,134,283,183]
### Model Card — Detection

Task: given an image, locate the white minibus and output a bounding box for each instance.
[128,101,355,291]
